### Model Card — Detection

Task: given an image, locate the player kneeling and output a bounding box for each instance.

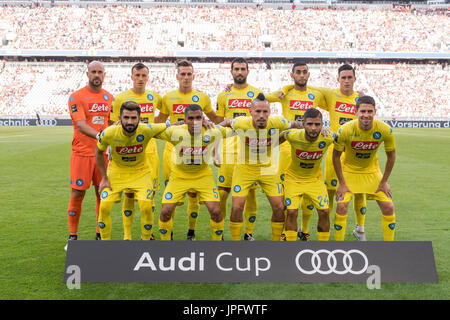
[280,108,334,241]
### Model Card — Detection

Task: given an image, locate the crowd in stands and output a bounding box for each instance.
[0,6,448,54]
[1,61,448,121]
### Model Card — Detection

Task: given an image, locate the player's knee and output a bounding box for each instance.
[210,208,223,222]
[380,201,394,215]
[71,189,85,198]
[336,202,349,213]
[160,208,172,222]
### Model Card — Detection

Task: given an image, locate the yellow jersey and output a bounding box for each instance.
[161,89,213,122]
[110,89,162,124]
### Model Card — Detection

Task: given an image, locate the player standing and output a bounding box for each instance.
[281,64,368,241]
[279,108,334,241]
[95,101,168,240]
[266,61,326,241]
[333,96,397,241]
[110,62,162,240]
[155,60,219,240]
[214,58,263,241]
[65,61,113,250]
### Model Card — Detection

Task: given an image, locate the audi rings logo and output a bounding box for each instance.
[295,249,369,275]
[36,118,57,126]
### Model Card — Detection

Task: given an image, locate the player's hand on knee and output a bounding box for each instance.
[376,182,392,199]
[336,184,350,201]
[99,176,112,193]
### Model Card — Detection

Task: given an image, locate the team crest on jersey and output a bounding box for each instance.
[355,97,359,103]
[165,192,173,200]
[373,132,382,139]
[318,141,326,149]
[249,216,256,223]
[215,230,223,236]
[147,94,154,101]
[219,176,225,183]
[98,222,105,229]
[307,205,314,211]
[280,173,285,181]
[101,191,108,199]
[191,212,198,218]
[334,224,342,231]
[233,185,241,193]
[103,94,109,101]
[247,91,254,98]
[331,179,338,187]
[308,93,315,100]
[285,198,291,206]
[268,128,275,136]
[159,229,167,234]
[203,135,211,143]
[76,179,84,186]
[136,134,145,142]
[192,95,199,103]
[124,210,132,217]
[144,225,152,231]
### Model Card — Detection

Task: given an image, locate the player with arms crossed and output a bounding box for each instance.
[65,61,113,250]
[157,104,229,240]
[333,96,397,241]
[220,93,302,241]
[215,58,263,241]
[111,62,162,240]
[266,61,326,241]
[95,101,169,240]
[281,64,368,241]
[155,60,220,240]
[279,108,334,241]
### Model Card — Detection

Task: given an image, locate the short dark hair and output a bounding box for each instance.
[338,64,355,77]
[292,60,308,72]
[131,62,149,74]
[356,95,376,110]
[251,93,268,108]
[120,101,141,116]
[231,58,248,70]
[176,59,193,70]
[303,108,322,122]
[184,104,203,117]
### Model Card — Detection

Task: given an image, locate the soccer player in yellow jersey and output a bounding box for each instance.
[266,61,326,241]
[220,93,302,241]
[333,96,397,241]
[110,62,162,240]
[281,64,368,241]
[215,58,263,241]
[155,60,220,240]
[156,104,228,240]
[279,108,334,241]
[95,101,168,240]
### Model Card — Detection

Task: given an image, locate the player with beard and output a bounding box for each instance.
[214,58,263,241]
[95,101,170,240]
[65,61,113,250]
[279,108,334,241]
[266,61,326,241]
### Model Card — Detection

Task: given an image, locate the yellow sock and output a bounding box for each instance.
[300,200,314,234]
[354,194,367,229]
[158,218,173,241]
[333,213,347,241]
[219,189,229,221]
[244,188,258,234]
[138,200,154,240]
[285,230,297,241]
[318,231,330,241]
[122,195,135,240]
[229,221,243,241]
[187,195,200,231]
[382,214,396,241]
[98,200,114,240]
[271,221,285,241]
[210,219,225,241]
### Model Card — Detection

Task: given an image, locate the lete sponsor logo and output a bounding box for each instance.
[290,100,313,111]
[228,99,252,109]
[179,146,208,156]
[116,144,144,155]
[140,103,154,114]
[296,149,323,160]
[88,103,109,113]
[351,141,379,150]
[172,104,190,114]
[245,137,272,147]
[335,102,356,115]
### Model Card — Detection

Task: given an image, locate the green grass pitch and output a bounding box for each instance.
[0,126,448,300]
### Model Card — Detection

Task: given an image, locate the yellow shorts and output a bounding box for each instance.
[217,162,258,190]
[324,145,339,191]
[101,170,154,203]
[284,175,329,210]
[337,170,392,203]
[162,174,220,205]
[231,164,283,197]
[277,142,292,182]
[145,138,160,191]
